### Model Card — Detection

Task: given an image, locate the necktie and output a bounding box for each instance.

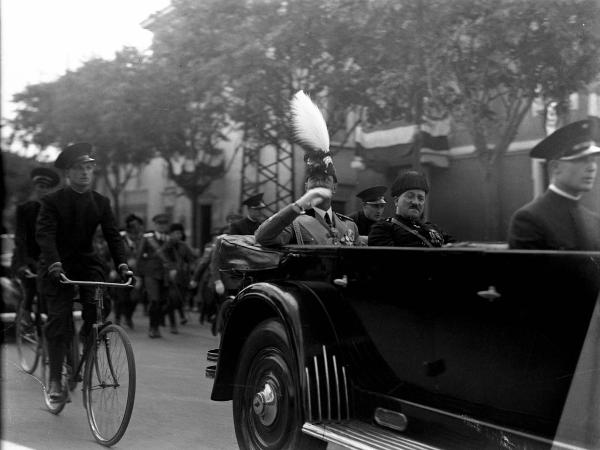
[324,213,331,226]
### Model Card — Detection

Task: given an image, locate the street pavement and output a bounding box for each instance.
[1,309,237,450]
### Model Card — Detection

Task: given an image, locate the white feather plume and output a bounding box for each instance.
[290,90,330,152]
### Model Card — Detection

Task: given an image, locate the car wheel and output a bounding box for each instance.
[232,318,325,450]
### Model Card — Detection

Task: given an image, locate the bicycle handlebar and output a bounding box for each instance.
[59,273,134,288]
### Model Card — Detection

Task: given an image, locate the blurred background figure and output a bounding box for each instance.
[190,228,226,331]
[228,193,267,235]
[160,223,196,334]
[136,213,171,338]
[113,213,145,329]
[12,167,60,313]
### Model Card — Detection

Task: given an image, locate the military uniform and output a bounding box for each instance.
[348,210,376,236]
[368,215,453,248]
[229,217,262,235]
[229,192,266,235]
[255,204,361,246]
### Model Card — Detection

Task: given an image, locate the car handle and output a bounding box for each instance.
[333,275,348,287]
[477,285,501,301]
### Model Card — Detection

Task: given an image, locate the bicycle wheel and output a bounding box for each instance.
[41,339,68,415]
[83,324,136,446]
[16,297,40,373]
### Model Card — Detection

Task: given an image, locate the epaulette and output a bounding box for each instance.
[143,232,154,238]
[335,212,355,222]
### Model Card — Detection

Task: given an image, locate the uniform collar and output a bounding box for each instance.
[549,184,581,201]
[313,206,333,220]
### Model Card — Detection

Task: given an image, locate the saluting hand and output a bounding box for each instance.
[295,187,332,210]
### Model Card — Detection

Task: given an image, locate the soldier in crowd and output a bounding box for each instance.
[136,213,171,338]
[160,223,196,334]
[113,213,145,329]
[36,142,131,401]
[13,167,60,312]
[508,118,600,250]
[190,229,225,329]
[368,171,454,247]
[348,185,387,236]
[228,193,268,235]
[255,90,360,247]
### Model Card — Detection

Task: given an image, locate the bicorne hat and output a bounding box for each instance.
[356,185,387,204]
[530,117,600,161]
[54,142,95,170]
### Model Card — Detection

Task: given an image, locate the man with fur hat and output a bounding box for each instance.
[228,193,267,235]
[349,185,388,236]
[508,118,600,250]
[368,171,453,247]
[255,91,360,246]
[36,142,132,402]
[13,167,60,313]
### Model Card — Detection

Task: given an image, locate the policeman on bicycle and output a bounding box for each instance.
[36,142,132,401]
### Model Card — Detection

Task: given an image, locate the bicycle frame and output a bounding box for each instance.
[59,275,134,385]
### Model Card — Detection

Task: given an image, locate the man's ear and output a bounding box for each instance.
[331,182,337,195]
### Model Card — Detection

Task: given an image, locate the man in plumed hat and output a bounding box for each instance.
[368,171,454,247]
[36,142,132,401]
[349,185,387,236]
[228,193,267,235]
[508,118,600,250]
[255,91,361,247]
[13,167,60,314]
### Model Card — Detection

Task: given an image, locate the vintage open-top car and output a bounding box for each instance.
[206,235,600,450]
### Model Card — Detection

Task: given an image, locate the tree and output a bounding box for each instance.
[9,48,156,223]
[427,0,600,239]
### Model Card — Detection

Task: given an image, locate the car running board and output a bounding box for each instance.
[302,420,441,450]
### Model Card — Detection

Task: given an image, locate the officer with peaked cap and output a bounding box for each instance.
[36,142,132,401]
[13,166,61,316]
[255,91,361,247]
[508,118,600,250]
[349,185,387,236]
[369,171,454,247]
[228,193,268,235]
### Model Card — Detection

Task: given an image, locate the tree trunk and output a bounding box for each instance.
[481,159,503,241]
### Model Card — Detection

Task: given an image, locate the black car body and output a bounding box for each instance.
[208,236,600,450]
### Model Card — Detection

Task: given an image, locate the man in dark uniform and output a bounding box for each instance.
[36,142,132,401]
[348,185,387,236]
[508,118,600,250]
[369,171,453,247]
[228,193,267,235]
[13,167,60,311]
[136,213,171,338]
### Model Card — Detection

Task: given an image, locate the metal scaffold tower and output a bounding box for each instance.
[240,143,295,215]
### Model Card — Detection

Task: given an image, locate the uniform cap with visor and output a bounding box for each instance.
[530,117,600,161]
[30,167,60,188]
[356,186,387,204]
[54,142,95,170]
[242,193,266,209]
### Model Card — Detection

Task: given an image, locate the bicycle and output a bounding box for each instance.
[15,270,81,398]
[56,273,136,447]
[17,271,136,446]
